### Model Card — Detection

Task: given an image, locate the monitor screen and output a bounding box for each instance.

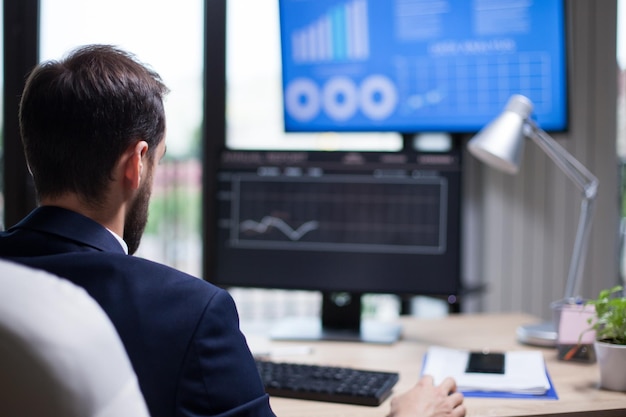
[279,0,567,133]
[207,148,462,342]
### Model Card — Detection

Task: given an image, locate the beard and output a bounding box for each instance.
[123,177,152,255]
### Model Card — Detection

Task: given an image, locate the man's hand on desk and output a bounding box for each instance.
[388,375,466,417]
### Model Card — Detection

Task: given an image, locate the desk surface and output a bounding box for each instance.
[248,313,626,417]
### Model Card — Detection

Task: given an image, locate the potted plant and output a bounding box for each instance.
[586,285,626,391]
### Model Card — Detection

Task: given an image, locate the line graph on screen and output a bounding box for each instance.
[224,174,448,254]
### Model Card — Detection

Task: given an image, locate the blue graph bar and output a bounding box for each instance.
[291,0,369,63]
[331,4,346,60]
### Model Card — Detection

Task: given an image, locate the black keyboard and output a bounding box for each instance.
[255,359,399,406]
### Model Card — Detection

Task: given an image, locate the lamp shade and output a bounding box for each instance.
[468,95,534,174]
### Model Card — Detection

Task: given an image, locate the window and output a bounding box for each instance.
[39,0,204,275]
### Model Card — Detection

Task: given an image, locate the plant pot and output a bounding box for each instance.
[594,340,626,391]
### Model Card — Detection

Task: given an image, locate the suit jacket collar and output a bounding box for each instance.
[11,206,127,254]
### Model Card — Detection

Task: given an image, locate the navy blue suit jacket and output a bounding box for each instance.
[0,206,275,417]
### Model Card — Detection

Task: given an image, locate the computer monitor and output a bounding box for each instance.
[205,147,462,343]
[278,0,567,133]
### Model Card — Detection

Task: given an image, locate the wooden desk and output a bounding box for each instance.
[250,313,626,417]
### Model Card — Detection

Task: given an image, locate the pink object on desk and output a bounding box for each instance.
[557,304,596,344]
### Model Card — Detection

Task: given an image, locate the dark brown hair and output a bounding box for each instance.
[19,44,169,205]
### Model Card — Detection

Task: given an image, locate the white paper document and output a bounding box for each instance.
[421,346,551,394]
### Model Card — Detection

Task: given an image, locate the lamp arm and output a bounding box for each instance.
[564,197,596,299]
[526,122,599,199]
[526,121,599,299]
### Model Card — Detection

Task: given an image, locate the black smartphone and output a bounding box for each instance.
[465,352,506,374]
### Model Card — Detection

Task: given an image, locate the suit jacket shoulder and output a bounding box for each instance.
[0,206,125,255]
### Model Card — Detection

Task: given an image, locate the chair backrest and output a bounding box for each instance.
[0,258,150,417]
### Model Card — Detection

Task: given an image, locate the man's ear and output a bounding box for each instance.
[124,141,150,190]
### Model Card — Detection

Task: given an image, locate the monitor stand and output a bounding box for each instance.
[270,292,402,344]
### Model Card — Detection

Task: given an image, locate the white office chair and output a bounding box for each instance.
[0,259,150,417]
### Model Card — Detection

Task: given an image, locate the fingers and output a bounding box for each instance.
[448,391,464,406]
[439,376,458,394]
[446,391,465,417]
[418,375,458,394]
[389,376,466,417]
[452,403,467,417]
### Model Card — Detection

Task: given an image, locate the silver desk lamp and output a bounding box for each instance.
[468,94,599,347]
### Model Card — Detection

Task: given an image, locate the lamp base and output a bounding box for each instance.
[516,321,557,347]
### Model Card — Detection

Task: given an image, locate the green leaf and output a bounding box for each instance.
[586,286,626,345]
